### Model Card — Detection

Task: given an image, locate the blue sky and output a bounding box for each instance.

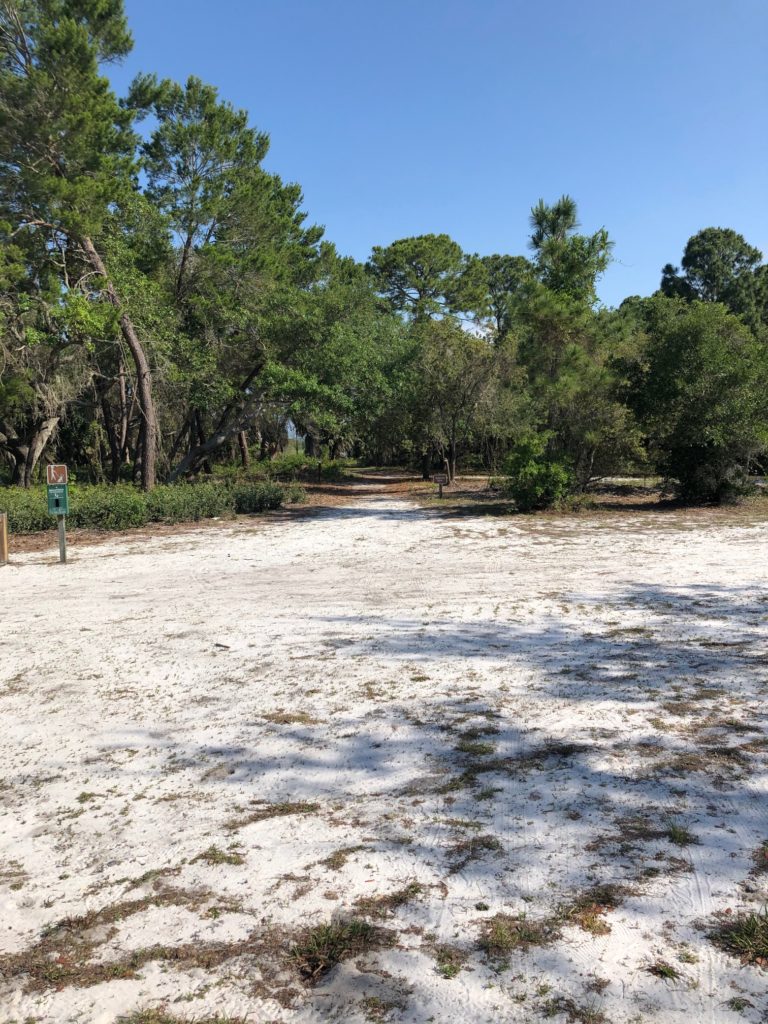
[110,0,768,307]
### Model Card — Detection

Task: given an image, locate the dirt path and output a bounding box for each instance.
[1,496,767,1023]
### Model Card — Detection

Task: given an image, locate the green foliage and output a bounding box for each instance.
[70,484,148,529]
[217,454,350,482]
[480,254,535,340]
[368,234,485,321]
[0,5,765,502]
[503,435,573,511]
[230,481,284,514]
[661,227,767,331]
[146,483,232,523]
[0,480,297,533]
[627,297,768,501]
[529,195,612,304]
[0,487,50,532]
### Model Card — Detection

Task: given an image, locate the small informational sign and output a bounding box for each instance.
[47,464,68,485]
[47,484,69,516]
[433,474,448,485]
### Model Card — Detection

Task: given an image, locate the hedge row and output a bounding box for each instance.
[0,481,305,534]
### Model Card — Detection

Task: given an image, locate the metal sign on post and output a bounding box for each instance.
[46,465,69,563]
[47,485,69,516]
[433,473,448,498]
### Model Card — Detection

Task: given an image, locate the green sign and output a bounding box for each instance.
[47,484,69,516]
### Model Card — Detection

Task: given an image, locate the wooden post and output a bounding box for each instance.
[439,481,444,498]
[0,512,8,566]
[57,515,67,564]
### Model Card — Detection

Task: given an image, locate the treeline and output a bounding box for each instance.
[1,1,767,505]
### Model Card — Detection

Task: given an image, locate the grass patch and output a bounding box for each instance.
[262,710,319,726]
[541,997,608,1023]
[479,912,560,955]
[288,918,390,982]
[558,884,628,935]
[359,995,405,1021]
[118,1013,247,1024]
[191,845,245,866]
[725,996,754,1012]
[752,840,768,875]
[708,907,768,966]
[432,943,466,979]
[354,881,423,918]
[455,739,496,756]
[645,958,683,980]
[666,821,699,847]
[447,833,502,873]
[0,888,219,991]
[317,845,367,871]
[227,800,320,831]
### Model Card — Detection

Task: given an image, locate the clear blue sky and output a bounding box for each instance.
[109,0,768,307]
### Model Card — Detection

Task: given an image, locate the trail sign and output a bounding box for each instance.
[46,467,69,563]
[433,474,448,485]
[47,484,69,516]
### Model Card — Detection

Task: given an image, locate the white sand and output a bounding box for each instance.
[1,498,767,1023]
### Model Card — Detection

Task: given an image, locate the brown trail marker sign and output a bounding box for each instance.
[46,465,69,563]
[433,473,448,498]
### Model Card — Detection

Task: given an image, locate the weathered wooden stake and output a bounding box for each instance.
[0,512,8,566]
[57,515,67,564]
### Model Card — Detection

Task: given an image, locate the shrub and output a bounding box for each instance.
[0,479,298,533]
[146,483,233,524]
[68,485,149,530]
[0,487,51,532]
[231,481,285,514]
[283,482,307,504]
[503,436,573,511]
[629,298,768,504]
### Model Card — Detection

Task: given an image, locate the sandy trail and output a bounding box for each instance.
[1,497,767,1023]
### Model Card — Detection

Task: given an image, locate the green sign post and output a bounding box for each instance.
[46,465,69,563]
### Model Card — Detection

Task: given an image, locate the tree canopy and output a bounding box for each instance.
[1,1,767,505]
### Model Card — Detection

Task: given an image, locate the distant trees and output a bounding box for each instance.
[1,2,767,507]
[661,227,767,332]
[367,234,485,322]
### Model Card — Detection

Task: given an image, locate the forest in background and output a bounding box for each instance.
[2,0,768,510]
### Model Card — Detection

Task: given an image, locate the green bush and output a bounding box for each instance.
[0,487,51,532]
[68,485,149,530]
[0,478,301,533]
[231,481,285,513]
[283,482,307,504]
[146,483,233,524]
[503,436,574,511]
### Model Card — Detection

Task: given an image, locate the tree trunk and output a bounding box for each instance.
[23,417,59,488]
[193,409,212,475]
[98,381,121,482]
[448,438,457,483]
[81,236,157,490]
[421,449,431,480]
[237,430,250,468]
